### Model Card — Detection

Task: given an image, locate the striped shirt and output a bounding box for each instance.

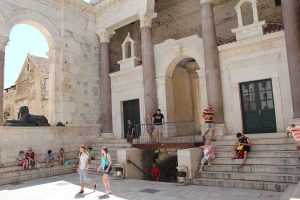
[203,108,214,124]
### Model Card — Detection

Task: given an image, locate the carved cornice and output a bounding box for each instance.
[97,29,116,43]
[0,36,9,51]
[200,0,214,5]
[139,11,157,28]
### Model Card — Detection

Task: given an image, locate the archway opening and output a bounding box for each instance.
[170,58,201,136]
[4,24,50,121]
[125,41,132,59]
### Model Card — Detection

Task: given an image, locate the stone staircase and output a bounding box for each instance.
[0,160,77,186]
[89,138,132,172]
[193,133,300,192]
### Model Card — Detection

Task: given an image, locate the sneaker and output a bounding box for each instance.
[108,190,112,194]
[93,184,97,191]
[104,190,109,195]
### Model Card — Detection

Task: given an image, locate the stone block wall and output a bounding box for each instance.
[0,125,100,167]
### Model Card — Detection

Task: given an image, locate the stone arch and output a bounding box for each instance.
[0,12,8,37]
[160,48,203,79]
[3,10,61,124]
[235,0,259,27]
[4,10,60,48]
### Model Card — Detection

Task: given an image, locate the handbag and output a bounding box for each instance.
[236,145,244,151]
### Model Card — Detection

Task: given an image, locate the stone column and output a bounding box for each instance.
[139,11,158,116]
[97,29,115,136]
[282,0,300,118]
[200,0,225,124]
[0,36,8,126]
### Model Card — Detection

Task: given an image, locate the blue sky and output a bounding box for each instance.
[4,24,49,88]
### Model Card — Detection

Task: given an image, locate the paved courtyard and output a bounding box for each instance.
[0,173,283,200]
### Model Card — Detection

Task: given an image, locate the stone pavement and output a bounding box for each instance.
[0,173,283,200]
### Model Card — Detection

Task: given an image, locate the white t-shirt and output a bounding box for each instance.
[79,153,89,170]
[203,149,209,159]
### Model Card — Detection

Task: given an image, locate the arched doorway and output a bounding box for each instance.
[169,58,201,136]
[4,24,50,121]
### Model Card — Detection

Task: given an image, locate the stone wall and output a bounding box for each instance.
[0,125,100,167]
[0,0,100,125]
[152,0,283,44]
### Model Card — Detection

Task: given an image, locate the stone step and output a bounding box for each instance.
[219,133,288,141]
[213,138,296,146]
[93,145,131,150]
[0,159,77,174]
[193,178,291,192]
[204,164,300,175]
[212,158,299,166]
[0,166,76,186]
[215,151,299,158]
[0,164,77,179]
[196,171,300,184]
[214,144,297,152]
[96,138,128,144]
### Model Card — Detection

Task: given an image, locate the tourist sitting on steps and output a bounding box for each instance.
[17,150,29,170]
[88,147,95,160]
[58,148,65,166]
[25,147,36,169]
[198,139,215,172]
[45,150,55,167]
[287,125,300,160]
[232,132,252,166]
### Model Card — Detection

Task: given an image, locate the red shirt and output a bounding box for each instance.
[26,151,35,160]
[151,166,160,181]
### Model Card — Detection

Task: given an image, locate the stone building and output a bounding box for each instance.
[0,0,300,192]
[0,0,297,137]
[4,54,49,120]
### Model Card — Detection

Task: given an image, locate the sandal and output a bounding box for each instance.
[79,190,84,194]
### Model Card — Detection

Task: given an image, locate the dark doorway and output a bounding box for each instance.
[123,99,141,138]
[240,79,277,134]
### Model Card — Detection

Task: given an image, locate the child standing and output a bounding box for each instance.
[59,148,65,166]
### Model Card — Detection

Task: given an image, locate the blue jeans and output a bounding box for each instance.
[79,170,91,183]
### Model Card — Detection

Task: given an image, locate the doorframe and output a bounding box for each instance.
[239,79,277,134]
[122,99,141,139]
[120,97,145,139]
[238,77,284,133]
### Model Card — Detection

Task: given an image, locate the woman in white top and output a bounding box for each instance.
[78,145,96,194]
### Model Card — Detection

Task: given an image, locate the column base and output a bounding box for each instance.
[100,132,115,140]
[201,123,228,139]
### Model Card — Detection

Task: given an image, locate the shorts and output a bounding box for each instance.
[206,124,214,129]
[17,160,26,166]
[154,125,163,135]
[79,170,91,183]
[236,145,250,152]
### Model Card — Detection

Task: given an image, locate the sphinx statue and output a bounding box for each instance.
[5,106,50,126]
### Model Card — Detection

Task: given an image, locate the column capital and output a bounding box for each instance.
[97,29,116,43]
[0,36,9,51]
[200,0,214,5]
[139,11,157,28]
